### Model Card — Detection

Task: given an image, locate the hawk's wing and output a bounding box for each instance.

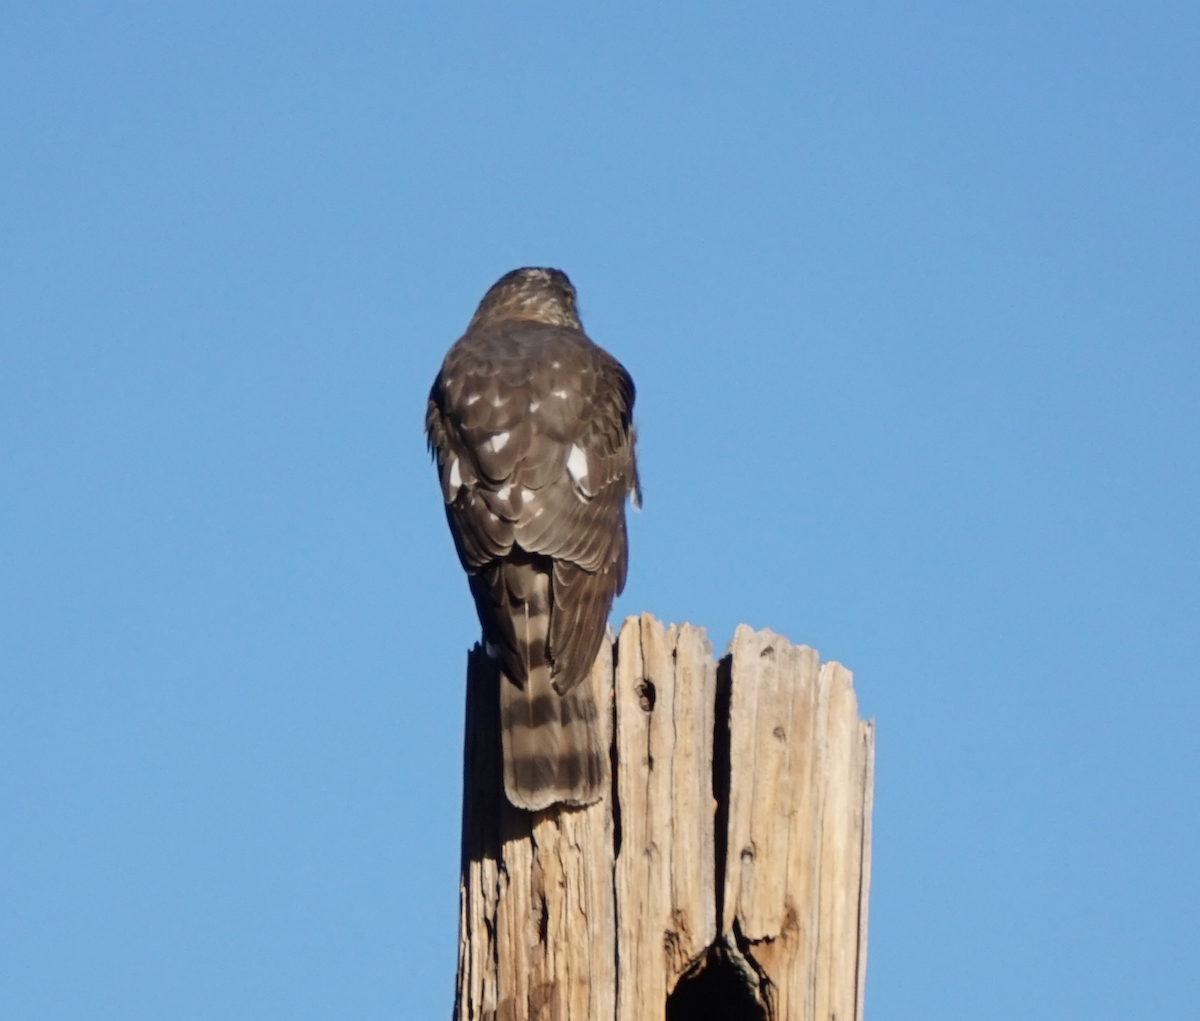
[426,320,637,694]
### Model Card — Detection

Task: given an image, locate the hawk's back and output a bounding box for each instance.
[426,268,638,811]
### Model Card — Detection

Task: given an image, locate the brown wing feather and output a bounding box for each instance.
[549,559,620,695]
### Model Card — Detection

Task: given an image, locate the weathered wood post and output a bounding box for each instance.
[454,614,874,1021]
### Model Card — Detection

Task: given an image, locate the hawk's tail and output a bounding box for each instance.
[500,663,606,812]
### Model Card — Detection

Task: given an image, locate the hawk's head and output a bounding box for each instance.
[468,267,582,331]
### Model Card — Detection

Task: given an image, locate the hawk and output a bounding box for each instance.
[426,268,640,812]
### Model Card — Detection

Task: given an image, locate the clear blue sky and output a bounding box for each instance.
[2,3,1196,1019]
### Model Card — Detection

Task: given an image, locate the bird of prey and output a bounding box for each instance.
[426,268,640,812]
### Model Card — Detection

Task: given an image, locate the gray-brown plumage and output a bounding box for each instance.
[426,268,639,812]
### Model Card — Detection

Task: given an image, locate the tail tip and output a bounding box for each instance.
[503,753,607,812]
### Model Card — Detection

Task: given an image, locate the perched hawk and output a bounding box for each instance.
[426,268,639,812]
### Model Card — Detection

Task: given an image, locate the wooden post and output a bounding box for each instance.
[453,615,874,1021]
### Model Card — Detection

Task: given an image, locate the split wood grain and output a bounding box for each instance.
[722,626,874,1021]
[614,614,717,1021]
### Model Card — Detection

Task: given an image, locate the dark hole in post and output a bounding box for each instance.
[636,679,656,712]
[665,943,768,1021]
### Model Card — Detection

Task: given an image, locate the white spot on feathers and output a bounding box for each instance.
[489,432,510,452]
[529,400,540,412]
[490,394,505,406]
[521,489,535,501]
[465,394,481,405]
[496,484,511,499]
[448,457,462,499]
[485,641,499,659]
[551,389,569,398]
[566,444,589,484]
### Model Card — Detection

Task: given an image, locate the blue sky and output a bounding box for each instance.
[1,3,1197,1018]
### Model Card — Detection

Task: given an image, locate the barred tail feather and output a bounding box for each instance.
[500,664,605,812]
